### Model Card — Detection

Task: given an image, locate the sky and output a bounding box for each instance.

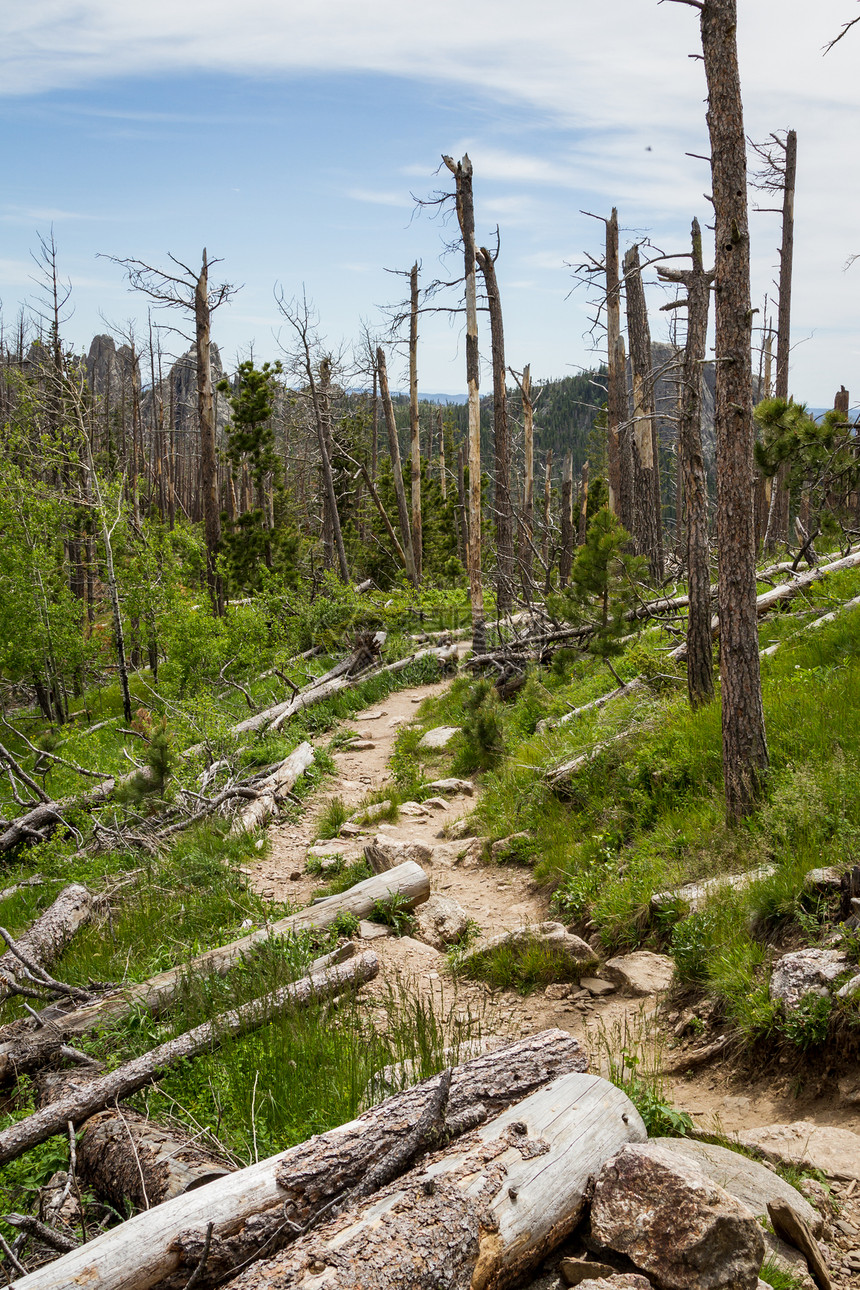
[1,0,858,403]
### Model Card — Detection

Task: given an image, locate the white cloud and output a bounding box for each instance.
[347,188,410,208]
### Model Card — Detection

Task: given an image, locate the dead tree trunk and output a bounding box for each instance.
[0,884,93,1004]
[437,406,447,499]
[0,952,380,1166]
[542,450,553,576]
[223,1072,645,1290]
[623,244,664,579]
[577,459,590,545]
[443,154,485,653]
[227,742,315,835]
[658,218,716,708]
[769,129,798,549]
[409,263,423,583]
[559,452,574,587]
[477,245,515,616]
[195,250,222,614]
[606,209,633,530]
[518,364,534,593]
[14,1031,589,1290]
[699,0,770,820]
[377,347,419,588]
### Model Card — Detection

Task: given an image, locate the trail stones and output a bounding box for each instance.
[603,951,674,996]
[769,949,851,1010]
[804,867,844,893]
[560,1260,632,1287]
[363,835,433,874]
[581,977,616,997]
[576,1279,653,1290]
[426,777,474,796]
[460,922,598,977]
[651,1137,821,1234]
[412,894,471,950]
[419,725,460,749]
[590,1142,765,1290]
[359,921,390,941]
[736,1122,860,1183]
[350,799,393,824]
[768,1200,833,1290]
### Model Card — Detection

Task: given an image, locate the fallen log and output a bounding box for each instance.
[0,864,429,1082]
[228,743,315,837]
[0,951,380,1167]
[0,885,94,1005]
[224,1070,646,1290]
[12,1029,589,1290]
[78,1107,234,1213]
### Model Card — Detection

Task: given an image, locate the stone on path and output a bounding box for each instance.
[364,835,433,874]
[576,1278,653,1290]
[460,921,597,977]
[590,1141,765,1290]
[490,832,532,863]
[603,951,674,996]
[422,796,449,810]
[419,725,460,749]
[769,948,850,1010]
[736,1122,860,1183]
[651,1137,822,1235]
[359,920,390,941]
[399,801,430,817]
[426,777,474,796]
[580,977,616,997]
[355,710,387,720]
[412,893,472,951]
[346,740,375,751]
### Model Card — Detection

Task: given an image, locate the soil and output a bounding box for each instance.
[251,677,860,1153]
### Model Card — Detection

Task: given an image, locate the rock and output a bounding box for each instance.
[346,739,376,751]
[388,717,407,728]
[359,920,390,941]
[545,983,572,1000]
[460,922,598,977]
[350,799,393,824]
[576,1279,652,1290]
[413,894,472,950]
[423,796,449,810]
[768,1200,832,1290]
[836,972,860,1000]
[804,867,845,893]
[590,1142,765,1290]
[603,951,674,996]
[399,801,431,817]
[490,832,532,863]
[559,1260,623,1286]
[445,816,475,839]
[769,949,851,1010]
[651,865,776,914]
[581,977,616,997]
[307,840,349,857]
[837,1074,860,1106]
[736,1122,860,1183]
[419,725,460,749]
[651,1138,822,1235]
[426,777,474,796]
[763,1232,816,1290]
[339,822,365,837]
[356,710,387,720]
[396,935,439,956]
[363,835,433,874]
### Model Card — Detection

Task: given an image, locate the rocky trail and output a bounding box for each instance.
[247,678,860,1288]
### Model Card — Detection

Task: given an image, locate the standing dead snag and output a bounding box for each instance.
[477,243,515,616]
[658,218,716,708]
[376,347,419,588]
[606,209,633,531]
[623,244,664,580]
[695,0,769,818]
[513,364,535,594]
[443,154,485,654]
[408,263,423,583]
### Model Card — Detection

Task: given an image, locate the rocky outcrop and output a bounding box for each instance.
[412,894,472,950]
[736,1122,860,1184]
[769,949,851,1011]
[590,1142,765,1290]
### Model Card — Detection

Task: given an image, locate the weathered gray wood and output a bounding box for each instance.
[225,1071,646,1290]
[228,742,315,835]
[0,864,428,1082]
[12,1030,587,1290]
[0,884,93,1004]
[0,952,380,1167]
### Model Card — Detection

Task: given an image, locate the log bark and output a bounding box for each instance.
[605,209,627,525]
[227,743,315,836]
[0,952,380,1167]
[224,1071,645,1290]
[0,864,429,1082]
[518,364,534,594]
[700,0,769,820]
[78,1107,234,1213]
[13,1030,589,1290]
[0,884,93,1004]
[769,129,798,550]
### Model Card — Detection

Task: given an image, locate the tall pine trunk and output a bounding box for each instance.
[477,246,514,616]
[623,244,664,581]
[409,262,422,582]
[195,250,222,613]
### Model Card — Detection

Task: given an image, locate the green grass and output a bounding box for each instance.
[314,795,351,841]
[454,934,596,994]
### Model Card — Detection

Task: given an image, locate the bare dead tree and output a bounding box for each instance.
[476,239,515,616]
[623,243,664,580]
[408,264,423,582]
[376,346,419,588]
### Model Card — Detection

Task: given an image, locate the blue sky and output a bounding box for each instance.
[1,0,858,403]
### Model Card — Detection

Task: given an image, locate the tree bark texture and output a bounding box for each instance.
[606,209,630,528]
[477,247,514,616]
[0,953,380,1167]
[443,155,485,653]
[227,743,315,836]
[519,364,534,593]
[195,250,222,613]
[0,884,93,1005]
[13,1030,588,1290]
[700,0,769,820]
[409,263,423,583]
[223,1072,645,1290]
[623,244,664,580]
[657,218,715,708]
[377,347,419,588]
[577,460,589,546]
[769,129,798,548]
[559,453,573,587]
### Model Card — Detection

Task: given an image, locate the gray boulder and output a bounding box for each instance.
[604,951,674,996]
[363,835,433,874]
[590,1141,765,1290]
[769,948,851,1010]
[419,725,460,749]
[413,894,472,950]
[736,1121,860,1183]
[426,777,474,796]
[460,921,598,976]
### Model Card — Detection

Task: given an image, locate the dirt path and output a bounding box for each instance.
[249,679,860,1148]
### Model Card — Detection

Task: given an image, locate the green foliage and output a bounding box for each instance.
[551,507,648,662]
[314,796,350,841]
[330,910,360,938]
[591,1011,694,1138]
[754,397,859,542]
[759,1257,811,1290]
[370,891,415,936]
[453,678,505,774]
[456,935,593,993]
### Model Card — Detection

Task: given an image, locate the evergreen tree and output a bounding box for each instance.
[551,507,646,666]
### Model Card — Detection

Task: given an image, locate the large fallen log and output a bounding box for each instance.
[0,951,380,1167]
[12,1029,589,1290]
[224,1070,646,1290]
[0,884,94,1005]
[0,864,429,1082]
[228,742,315,837]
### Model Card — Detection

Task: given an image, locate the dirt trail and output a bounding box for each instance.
[250,679,860,1146]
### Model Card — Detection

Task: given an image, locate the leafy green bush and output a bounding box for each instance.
[452,679,505,774]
